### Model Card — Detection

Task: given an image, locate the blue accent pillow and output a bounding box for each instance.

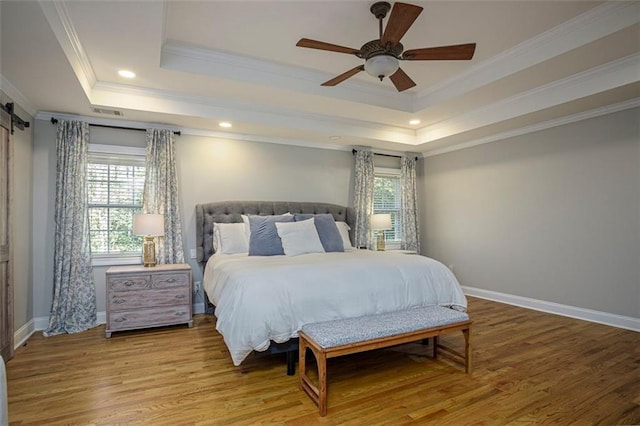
[294,213,344,252]
[248,214,295,256]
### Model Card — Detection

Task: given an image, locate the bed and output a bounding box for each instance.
[195,201,467,372]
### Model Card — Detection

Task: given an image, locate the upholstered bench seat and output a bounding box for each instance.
[298,305,472,416]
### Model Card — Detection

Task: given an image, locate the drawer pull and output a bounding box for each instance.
[166,278,176,283]
[113,298,126,305]
[124,281,134,287]
[175,294,186,299]
[114,317,127,323]
[175,312,186,316]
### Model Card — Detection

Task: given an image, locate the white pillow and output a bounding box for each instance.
[336,221,354,251]
[275,218,325,256]
[213,222,249,254]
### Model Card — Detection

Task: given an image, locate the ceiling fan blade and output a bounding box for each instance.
[321,65,365,86]
[389,68,416,92]
[381,2,423,47]
[402,43,477,60]
[296,38,360,55]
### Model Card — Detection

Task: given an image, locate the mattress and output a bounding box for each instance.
[203,250,467,365]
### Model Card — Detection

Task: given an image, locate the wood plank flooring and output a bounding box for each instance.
[6,297,640,425]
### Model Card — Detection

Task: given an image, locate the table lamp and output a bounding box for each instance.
[370,213,392,251]
[133,213,164,267]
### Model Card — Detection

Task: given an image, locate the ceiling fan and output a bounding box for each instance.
[296,1,476,92]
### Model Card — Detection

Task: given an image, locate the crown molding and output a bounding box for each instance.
[0,75,37,117]
[161,40,414,112]
[414,1,640,110]
[38,0,96,99]
[90,81,417,145]
[423,98,640,158]
[417,53,640,145]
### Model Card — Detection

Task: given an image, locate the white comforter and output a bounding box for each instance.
[203,250,467,366]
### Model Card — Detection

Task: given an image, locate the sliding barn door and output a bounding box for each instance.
[0,109,13,361]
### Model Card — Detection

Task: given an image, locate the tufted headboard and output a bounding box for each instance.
[195,201,356,265]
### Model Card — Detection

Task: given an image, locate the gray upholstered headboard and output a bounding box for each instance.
[195,201,356,265]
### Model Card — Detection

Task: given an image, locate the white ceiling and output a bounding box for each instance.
[1,1,639,155]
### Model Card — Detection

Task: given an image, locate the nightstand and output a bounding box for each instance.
[105,263,193,338]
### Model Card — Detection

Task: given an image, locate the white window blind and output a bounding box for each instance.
[87,148,145,255]
[373,168,402,244]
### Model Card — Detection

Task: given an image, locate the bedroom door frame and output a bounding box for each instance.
[0,108,13,361]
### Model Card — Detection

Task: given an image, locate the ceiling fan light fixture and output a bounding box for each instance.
[364,55,399,81]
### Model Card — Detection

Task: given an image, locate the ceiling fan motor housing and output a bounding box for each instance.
[358,40,404,60]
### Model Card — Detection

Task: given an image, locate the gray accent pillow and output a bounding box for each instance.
[294,213,344,252]
[248,214,295,256]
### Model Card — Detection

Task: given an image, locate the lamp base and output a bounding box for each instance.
[142,236,157,267]
[376,231,386,251]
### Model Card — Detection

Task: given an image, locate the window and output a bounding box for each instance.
[373,168,402,248]
[87,145,146,261]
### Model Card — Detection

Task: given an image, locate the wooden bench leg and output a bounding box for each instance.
[463,325,472,373]
[299,336,328,416]
[432,326,472,374]
[318,352,328,416]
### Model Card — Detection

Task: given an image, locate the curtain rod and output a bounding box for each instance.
[50,117,181,136]
[351,149,418,161]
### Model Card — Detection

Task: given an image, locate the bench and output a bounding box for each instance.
[298,305,472,416]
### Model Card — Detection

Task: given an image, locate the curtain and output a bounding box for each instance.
[143,129,185,264]
[400,155,420,253]
[44,120,97,336]
[353,149,375,249]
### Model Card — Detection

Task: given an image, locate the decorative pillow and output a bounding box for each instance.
[213,222,248,255]
[242,212,293,242]
[294,213,344,252]
[335,221,354,251]
[275,218,325,256]
[248,214,295,256]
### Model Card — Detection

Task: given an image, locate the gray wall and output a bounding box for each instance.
[421,107,640,318]
[27,106,640,326]
[0,92,33,334]
[31,120,353,317]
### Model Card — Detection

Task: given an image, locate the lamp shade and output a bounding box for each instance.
[364,55,399,80]
[370,213,392,230]
[133,213,165,236]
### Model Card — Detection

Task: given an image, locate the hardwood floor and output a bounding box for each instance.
[7,297,640,425]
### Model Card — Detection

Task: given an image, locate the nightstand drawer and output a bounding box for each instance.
[152,272,189,289]
[109,275,150,291]
[108,306,191,331]
[109,287,190,310]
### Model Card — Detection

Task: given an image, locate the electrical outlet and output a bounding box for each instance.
[193,280,202,295]
[189,248,196,259]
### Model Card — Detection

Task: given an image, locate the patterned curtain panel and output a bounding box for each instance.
[400,156,420,253]
[353,149,375,249]
[44,120,97,336]
[143,129,185,264]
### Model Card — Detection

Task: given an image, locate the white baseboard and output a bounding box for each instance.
[15,303,206,348]
[14,319,36,350]
[463,286,640,332]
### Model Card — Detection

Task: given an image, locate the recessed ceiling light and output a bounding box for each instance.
[118,69,136,79]
[409,119,421,125]
[329,135,341,140]
[219,122,232,128]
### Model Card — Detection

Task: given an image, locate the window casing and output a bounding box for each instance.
[373,167,402,249]
[87,144,146,265]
